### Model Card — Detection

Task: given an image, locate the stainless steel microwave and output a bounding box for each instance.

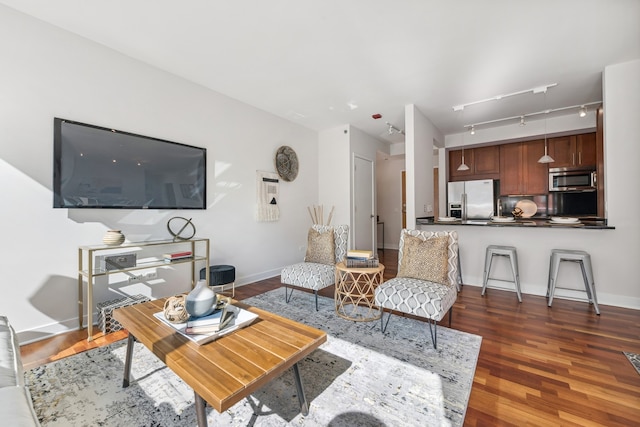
[549,170,596,192]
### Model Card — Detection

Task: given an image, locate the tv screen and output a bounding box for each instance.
[53,118,206,209]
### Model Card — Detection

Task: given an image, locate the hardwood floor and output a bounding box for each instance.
[21,250,640,426]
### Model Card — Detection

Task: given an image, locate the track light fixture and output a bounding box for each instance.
[457,112,470,171]
[579,105,587,117]
[470,126,475,135]
[385,122,405,135]
[520,116,526,126]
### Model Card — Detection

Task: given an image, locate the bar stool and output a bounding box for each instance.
[482,245,522,302]
[547,249,599,314]
[200,265,236,297]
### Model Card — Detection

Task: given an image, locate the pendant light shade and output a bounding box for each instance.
[457,109,470,170]
[537,91,555,164]
[457,151,470,171]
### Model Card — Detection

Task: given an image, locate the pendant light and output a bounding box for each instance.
[537,90,555,164]
[457,109,470,171]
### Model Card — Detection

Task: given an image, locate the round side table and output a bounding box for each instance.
[334,261,385,322]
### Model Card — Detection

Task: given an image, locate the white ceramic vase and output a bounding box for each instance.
[103,230,125,246]
[185,279,217,318]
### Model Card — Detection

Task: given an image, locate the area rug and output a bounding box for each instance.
[25,289,481,427]
[624,352,640,375]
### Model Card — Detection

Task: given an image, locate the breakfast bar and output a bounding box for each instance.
[417,218,616,306]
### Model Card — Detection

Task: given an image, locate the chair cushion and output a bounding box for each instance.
[399,229,459,287]
[304,227,335,265]
[281,262,336,291]
[374,277,457,322]
[398,234,449,285]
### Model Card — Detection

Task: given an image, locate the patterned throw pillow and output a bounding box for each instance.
[304,227,335,265]
[398,234,449,285]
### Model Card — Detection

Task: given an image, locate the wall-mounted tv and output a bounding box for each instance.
[53,118,206,209]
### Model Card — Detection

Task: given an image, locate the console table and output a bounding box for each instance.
[78,238,210,341]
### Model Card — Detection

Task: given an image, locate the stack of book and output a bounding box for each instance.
[163,251,193,262]
[346,249,379,268]
[184,305,235,335]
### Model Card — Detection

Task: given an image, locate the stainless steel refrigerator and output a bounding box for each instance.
[447,179,496,219]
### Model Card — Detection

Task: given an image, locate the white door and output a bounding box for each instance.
[353,155,375,251]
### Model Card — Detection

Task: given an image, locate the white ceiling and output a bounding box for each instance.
[2,0,639,145]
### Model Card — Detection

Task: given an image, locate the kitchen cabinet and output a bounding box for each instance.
[449,145,500,181]
[499,140,548,196]
[548,133,596,169]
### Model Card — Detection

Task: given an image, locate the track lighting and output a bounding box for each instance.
[579,106,587,117]
[520,116,526,126]
[470,126,475,135]
[457,112,470,171]
[385,122,405,136]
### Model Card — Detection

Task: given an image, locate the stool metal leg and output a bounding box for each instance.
[481,250,493,296]
[547,254,561,307]
[578,259,600,315]
[509,251,522,303]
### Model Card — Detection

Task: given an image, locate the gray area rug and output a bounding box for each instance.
[25,289,481,426]
[624,352,640,375]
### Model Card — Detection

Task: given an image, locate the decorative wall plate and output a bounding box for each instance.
[275,146,299,182]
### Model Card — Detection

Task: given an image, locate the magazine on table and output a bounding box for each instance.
[153,304,259,345]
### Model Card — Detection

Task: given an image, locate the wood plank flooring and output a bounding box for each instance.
[20,249,640,426]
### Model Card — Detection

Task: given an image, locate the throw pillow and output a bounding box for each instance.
[398,234,449,285]
[304,227,335,265]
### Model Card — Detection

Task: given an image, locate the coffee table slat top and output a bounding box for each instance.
[113,298,327,413]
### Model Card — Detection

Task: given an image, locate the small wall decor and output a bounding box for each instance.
[256,171,280,221]
[167,216,197,240]
[275,145,299,182]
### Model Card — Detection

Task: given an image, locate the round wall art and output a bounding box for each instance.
[275,145,299,182]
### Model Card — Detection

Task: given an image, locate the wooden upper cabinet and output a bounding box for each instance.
[473,146,500,176]
[548,133,596,169]
[449,146,500,181]
[499,140,548,196]
[499,143,523,195]
[523,140,549,195]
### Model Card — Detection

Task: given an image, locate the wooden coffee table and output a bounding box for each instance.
[113,297,326,426]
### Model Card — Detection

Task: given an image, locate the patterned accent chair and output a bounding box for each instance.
[374,229,460,349]
[281,224,349,310]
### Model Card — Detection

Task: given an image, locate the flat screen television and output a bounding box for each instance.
[53,118,206,209]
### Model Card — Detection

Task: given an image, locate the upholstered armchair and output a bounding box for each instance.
[374,229,460,349]
[281,224,349,310]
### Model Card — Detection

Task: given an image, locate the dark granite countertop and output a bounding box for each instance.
[416,217,614,230]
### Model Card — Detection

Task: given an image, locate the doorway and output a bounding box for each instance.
[353,155,375,251]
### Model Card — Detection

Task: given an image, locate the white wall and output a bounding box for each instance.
[318,125,350,228]
[405,104,442,228]
[0,6,319,341]
[376,153,405,249]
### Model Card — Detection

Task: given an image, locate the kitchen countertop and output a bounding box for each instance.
[416,217,614,229]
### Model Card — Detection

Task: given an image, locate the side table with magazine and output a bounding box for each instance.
[334,261,385,322]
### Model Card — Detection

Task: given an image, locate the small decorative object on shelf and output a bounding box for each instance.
[185,279,217,318]
[163,295,189,324]
[103,230,125,246]
[167,216,197,240]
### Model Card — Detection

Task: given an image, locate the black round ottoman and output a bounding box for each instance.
[200,265,236,297]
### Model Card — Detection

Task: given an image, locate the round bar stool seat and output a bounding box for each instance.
[482,245,522,302]
[200,265,236,297]
[547,249,599,314]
